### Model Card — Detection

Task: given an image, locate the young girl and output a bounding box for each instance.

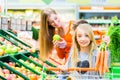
[39,8,72,63]
[61,23,100,79]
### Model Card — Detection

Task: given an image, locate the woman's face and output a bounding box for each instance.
[48,14,61,28]
[76,28,91,48]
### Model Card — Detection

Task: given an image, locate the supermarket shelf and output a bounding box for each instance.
[86,20,120,24]
[7,1,76,10]
[0,60,29,80]
[78,10,120,13]
[0,76,6,80]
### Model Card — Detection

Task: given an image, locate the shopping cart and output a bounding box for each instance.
[44,67,111,80]
[43,43,116,80]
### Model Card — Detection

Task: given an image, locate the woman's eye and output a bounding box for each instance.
[49,21,54,24]
[78,35,81,37]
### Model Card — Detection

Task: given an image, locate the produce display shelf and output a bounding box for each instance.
[0,33,18,47]
[0,55,40,75]
[110,65,120,78]
[0,61,29,80]
[17,53,56,74]
[0,75,6,80]
[0,41,5,45]
[24,52,57,68]
[0,29,31,49]
[7,29,17,36]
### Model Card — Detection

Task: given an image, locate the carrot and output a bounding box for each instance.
[101,50,105,75]
[103,50,109,73]
[95,51,101,70]
[98,48,109,76]
[99,50,104,76]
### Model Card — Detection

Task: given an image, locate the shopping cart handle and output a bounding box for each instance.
[47,67,96,71]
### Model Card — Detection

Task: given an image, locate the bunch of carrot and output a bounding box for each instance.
[95,42,109,76]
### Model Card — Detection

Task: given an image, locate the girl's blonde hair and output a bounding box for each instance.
[71,24,97,67]
[39,8,57,61]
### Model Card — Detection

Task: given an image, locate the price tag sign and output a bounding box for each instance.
[17,31,33,39]
[91,6,104,10]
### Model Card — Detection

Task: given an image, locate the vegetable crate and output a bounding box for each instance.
[110,65,120,79]
[0,60,29,80]
[0,55,40,75]
[0,29,31,50]
[24,52,57,68]
[0,75,6,80]
[14,53,56,74]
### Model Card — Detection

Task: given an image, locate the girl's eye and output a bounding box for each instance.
[54,17,58,20]
[54,17,57,20]
[85,34,89,37]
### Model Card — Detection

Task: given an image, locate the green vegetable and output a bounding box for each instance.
[108,26,120,62]
[99,41,106,51]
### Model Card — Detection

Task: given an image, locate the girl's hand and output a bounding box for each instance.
[53,38,67,48]
[102,36,110,45]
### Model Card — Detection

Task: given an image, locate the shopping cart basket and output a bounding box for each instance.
[44,67,111,80]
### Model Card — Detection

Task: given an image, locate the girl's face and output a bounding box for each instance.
[76,28,91,48]
[48,14,61,28]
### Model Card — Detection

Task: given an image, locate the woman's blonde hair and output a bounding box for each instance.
[71,24,97,67]
[39,8,57,61]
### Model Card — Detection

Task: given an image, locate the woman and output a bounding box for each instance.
[39,8,72,63]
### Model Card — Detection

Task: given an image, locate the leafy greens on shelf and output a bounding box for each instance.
[108,26,120,62]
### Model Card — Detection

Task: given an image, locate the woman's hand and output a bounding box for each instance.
[53,38,67,48]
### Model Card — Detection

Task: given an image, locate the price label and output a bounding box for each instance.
[91,0,107,4]
[18,31,32,39]
[91,6,104,10]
